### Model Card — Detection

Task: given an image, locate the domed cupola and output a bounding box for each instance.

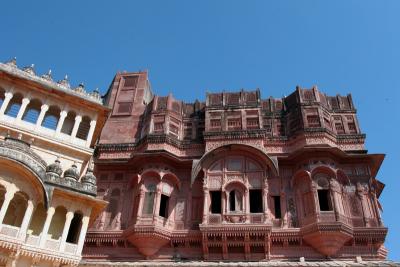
[81,165,96,185]
[64,162,79,181]
[46,157,63,177]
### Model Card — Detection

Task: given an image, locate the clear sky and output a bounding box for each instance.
[2,0,399,260]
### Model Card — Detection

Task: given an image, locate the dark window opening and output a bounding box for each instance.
[66,213,82,244]
[159,194,170,218]
[318,189,332,211]
[250,190,263,213]
[229,191,235,211]
[210,191,221,214]
[273,196,281,219]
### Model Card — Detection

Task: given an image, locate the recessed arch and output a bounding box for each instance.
[191,144,279,186]
[4,92,23,118]
[161,172,181,191]
[22,98,42,124]
[0,157,48,208]
[41,105,60,130]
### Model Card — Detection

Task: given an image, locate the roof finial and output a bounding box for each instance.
[41,69,53,81]
[57,75,70,88]
[23,64,36,75]
[5,57,17,67]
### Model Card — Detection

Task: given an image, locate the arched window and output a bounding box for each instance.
[315,174,333,212]
[142,183,156,215]
[3,192,28,227]
[28,203,47,235]
[66,212,83,244]
[48,206,67,240]
[76,115,91,140]
[22,99,42,124]
[229,190,243,212]
[42,105,60,130]
[4,93,23,118]
[61,111,76,135]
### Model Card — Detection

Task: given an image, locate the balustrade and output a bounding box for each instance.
[0,90,97,148]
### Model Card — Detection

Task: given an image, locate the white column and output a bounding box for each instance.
[0,92,14,116]
[70,115,82,138]
[18,200,34,240]
[35,104,49,129]
[16,97,30,121]
[39,207,55,247]
[202,188,209,224]
[85,119,97,147]
[55,110,68,134]
[76,216,90,255]
[0,190,16,225]
[59,211,74,251]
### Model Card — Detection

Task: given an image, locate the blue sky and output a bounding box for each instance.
[2,0,399,260]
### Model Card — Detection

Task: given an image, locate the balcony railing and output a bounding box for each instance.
[0,223,80,256]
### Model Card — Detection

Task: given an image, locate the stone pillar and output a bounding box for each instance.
[356,183,370,227]
[85,119,97,147]
[221,191,226,223]
[153,187,162,223]
[76,216,90,255]
[185,190,192,227]
[136,188,145,220]
[202,188,209,224]
[281,192,287,227]
[0,92,13,116]
[59,211,74,251]
[16,97,30,121]
[70,115,82,138]
[311,183,320,218]
[18,200,34,240]
[55,110,68,134]
[35,104,49,129]
[39,207,55,247]
[330,180,340,221]
[0,190,16,225]
[263,181,269,223]
[245,189,250,223]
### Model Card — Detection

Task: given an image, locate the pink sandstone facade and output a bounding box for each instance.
[84,71,388,263]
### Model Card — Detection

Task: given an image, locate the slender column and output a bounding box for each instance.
[16,97,30,121]
[39,207,55,247]
[202,188,209,224]
[245,189,250,222]
[18,200,34,240]
[0,92,13,116]
[70,115,82,138]
[153,187,162,223]
[185,190,192,227]
[372,191,382,226]
[281,192,287,227]
[136,188,145,220]
[311,183,320,218]
[263,181,269,223]
[59,211,74,251]
[85,119,97,147]
[76,216,90,255]
[35,104,49,129]
[55,110,68,133]
[356,183,370,227]
[221,191,226,223]
[0,190,16,225]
